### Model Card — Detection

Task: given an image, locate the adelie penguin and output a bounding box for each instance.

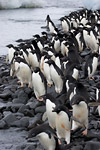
[11,54,32,88]
[6,44,18,64]
[84,52,99,79]
[46,15,58,34]
[52,105,71,145]
[41,94,58,129]
[32,67,47,101]
[71,95,88,136]
[40,53,53,87]
[27,123,58,150]
[45,59,64,94]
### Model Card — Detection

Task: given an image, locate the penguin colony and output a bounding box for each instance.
[6,8,100,150]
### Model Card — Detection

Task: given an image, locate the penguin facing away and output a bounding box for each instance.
[32,67,47,101]
[52,105,71,144]
[71,95,88,136]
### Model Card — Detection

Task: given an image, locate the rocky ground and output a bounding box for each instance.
[0,51,100,150]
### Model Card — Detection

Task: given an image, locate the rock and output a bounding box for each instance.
[35,106,46,114]
[3,113,17,126]
[71,145,83,150]
[11,117,29,128]
[24,144,36,150]
[84,141,100,150]
[0,120,7,129]
[18,105,29,114]
[13,98,27,104]
[26,101,39,110]
[7,102,24,112]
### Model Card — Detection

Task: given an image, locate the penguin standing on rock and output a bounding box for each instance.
[11,56,32,88]
[27,123,58,150]
[52,105,71,145]
[71,95,88,136]
[84,52,99,79]
[32,67,47,101]
[46,59,64,94]
[40,53,53,87]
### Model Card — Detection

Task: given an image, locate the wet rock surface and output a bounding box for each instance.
[0,52,100,150]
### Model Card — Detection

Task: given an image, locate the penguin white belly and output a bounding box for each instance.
[72,68,79,80]
[46,99,56,129]
[37,41,43,53]
[28,53,39,70]
[44,62,53,86]
[97,106,100,116]
[91,57,98,77]
[49,22,56,34]
[54,40,60,53]
[8,48,15,64]
[61,41,66,56]
[88,57,98,78]
[56,111,71,144]
[32,72,45,98]
[50,65,63,93]
[62,20,69,32]
[72,102,88,130]
[76,33,83,52]
[18,62,32,87]
[37,132,56,150]
[55,57,61,69]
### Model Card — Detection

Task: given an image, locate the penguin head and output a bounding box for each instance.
[14,51,18,57]
[34,67,40,73]
[52,105,70,115]
[6,44,14,48]
[45,59,55,66]
[33,34,40,40]
[71,95,86,106]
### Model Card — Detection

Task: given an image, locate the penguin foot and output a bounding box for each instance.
[37,97,44,101]
[20,84,24,88]
[82,129,87,136]
[89,77,94,80]
[17,80,21,83]
[47,83,52,87]
[58,139,62,145]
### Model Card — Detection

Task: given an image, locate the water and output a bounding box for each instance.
[0,0,83,55]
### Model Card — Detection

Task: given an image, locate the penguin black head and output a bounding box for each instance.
[45,59,55,65]
[41,31,48,36]
[14,51,18,57]
[52,105,71,115]
[33,34,40,39]
[19,50,23,56]
[6,44,14,48]
[34,67,40,73]
[71,95,86,106]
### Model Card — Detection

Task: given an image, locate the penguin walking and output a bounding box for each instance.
[52,105,71,144]
[83,27,99,53]
[28,123,58,150]
[32,67,47,101]
[6,44,18,64]
[40,54,53,87]
[60,17,70,33]
[71,95,88,136]
[11,56,32,88]
[46,15,58,34]
[46,60,64,93]
[42,94,58,129]
[84,52,99,79]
